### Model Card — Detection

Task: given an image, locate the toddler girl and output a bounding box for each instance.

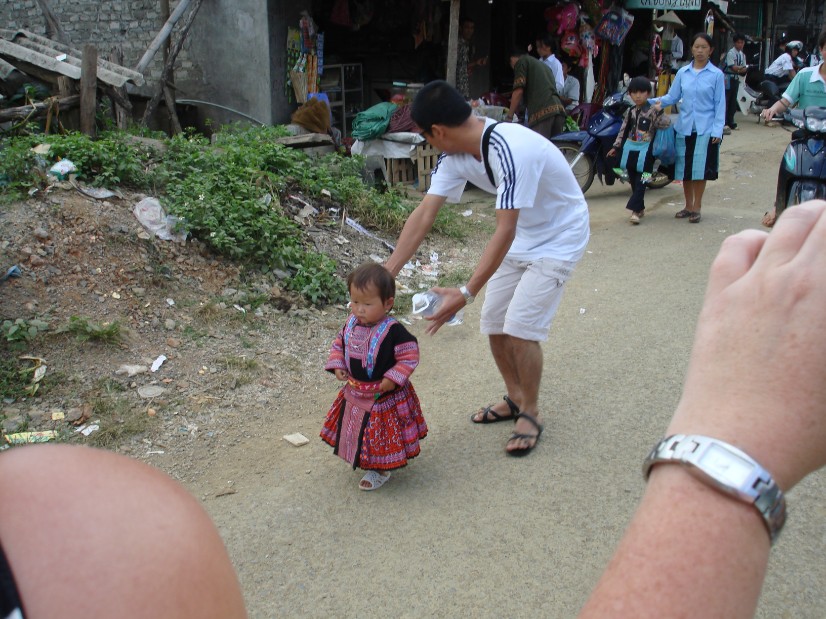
[320,263,427,490]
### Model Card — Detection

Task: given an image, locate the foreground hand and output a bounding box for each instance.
[423,286,465,336]
[379,378,395,393]
[667,200,826,490]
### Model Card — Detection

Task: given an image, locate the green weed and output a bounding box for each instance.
[55,316,124,344]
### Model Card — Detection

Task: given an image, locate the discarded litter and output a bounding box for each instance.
[133,197,187,242]
[75,423,100,436]
[51,411,65,421]
[115,364,148,377]
[283,432,310,446]
[48,159,77,180]
[137,385,166,399]
[151,355,167,372]
[72,184,120,200]
[579,308,587,315]
[19,356,47,397]
[461,209,473,217]
[1,265,21,285]
[4,431,58,444]
[345,217,395,251]
[165,298,175,306]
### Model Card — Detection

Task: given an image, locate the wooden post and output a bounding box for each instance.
[135,0,193,74]
[445,0,460,87]
[80,44,97,137]
[141,0,203,127]
[35,0,70,45]
[110,47,131,129]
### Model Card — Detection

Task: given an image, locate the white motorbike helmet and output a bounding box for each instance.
[786,40,804,52]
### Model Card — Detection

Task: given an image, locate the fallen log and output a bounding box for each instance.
[0,95,79,122]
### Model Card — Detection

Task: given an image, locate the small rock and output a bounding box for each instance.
[147,408,157,417]
[164,319,176,330]
[132,287,146,297]
[166,337,181,348]
[29,255,46,267]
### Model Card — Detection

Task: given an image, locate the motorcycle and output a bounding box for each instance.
[550,92,672,193]
[774,105,826,219]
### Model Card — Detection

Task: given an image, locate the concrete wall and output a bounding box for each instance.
[1,0,311,126]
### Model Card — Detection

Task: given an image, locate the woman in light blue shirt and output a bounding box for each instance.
[652,33,726,223]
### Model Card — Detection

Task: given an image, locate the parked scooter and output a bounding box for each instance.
[550,92,671,193]
[774,106,826,218]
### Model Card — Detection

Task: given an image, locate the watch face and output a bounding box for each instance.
[697,443,753,487]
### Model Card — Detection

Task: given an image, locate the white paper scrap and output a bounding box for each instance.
[283,433,310,447]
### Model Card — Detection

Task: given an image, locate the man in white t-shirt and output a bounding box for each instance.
[765,42,802,86]
[384,80,590,457]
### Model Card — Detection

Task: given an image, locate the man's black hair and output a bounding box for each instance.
[628,76,652,94]
[732,33,746,43]
[411,80,472,132]
[538,34,557,52]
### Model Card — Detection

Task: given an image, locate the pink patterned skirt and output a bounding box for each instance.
[320,378,427,471]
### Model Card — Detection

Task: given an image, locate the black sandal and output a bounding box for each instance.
[471,395,519,424]
[688,212,702,223]
[675,209,692,219]
[506,412,544,457]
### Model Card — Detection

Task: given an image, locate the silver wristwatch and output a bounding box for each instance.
[642,434,787,544]
[459,285,475,304]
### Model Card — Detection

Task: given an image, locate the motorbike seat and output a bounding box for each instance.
[760,80,781,97]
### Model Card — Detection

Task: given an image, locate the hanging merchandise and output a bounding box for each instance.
[545,3,580,35]
[595,8,634,47]
[287,13,322,104]
[705,10,714,36]
[579,17,598,102]
[561,31,582,59]
[651,34,663,74]
[330,0,352,28]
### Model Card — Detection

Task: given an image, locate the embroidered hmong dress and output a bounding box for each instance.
[321,314,427,471]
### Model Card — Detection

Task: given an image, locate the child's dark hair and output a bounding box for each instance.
[732,33,746,43]
[411,80,472,133]
[628,76,652,94]
[347,263,395,302]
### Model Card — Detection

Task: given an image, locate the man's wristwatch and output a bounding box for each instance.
[642,434,787,544]
[459,285,475,305]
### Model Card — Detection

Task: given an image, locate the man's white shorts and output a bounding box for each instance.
[480,256,576,342]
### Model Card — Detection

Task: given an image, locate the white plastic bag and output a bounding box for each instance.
[133,197,187,242]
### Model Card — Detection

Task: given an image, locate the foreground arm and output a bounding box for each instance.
[385,193,447,276]
[580,200,826,618]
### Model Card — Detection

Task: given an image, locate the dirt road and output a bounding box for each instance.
[189,120,826,618]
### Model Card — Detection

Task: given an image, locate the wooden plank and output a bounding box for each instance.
[135,0,193,74]
[0,95,79,122]
[80,44,97,137]
[444,0,460,87]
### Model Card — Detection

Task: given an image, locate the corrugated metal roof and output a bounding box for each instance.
[0,29,144,88]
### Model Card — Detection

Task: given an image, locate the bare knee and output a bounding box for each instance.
[0,444,246,619]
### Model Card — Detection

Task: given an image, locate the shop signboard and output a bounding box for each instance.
[624,0,702,9]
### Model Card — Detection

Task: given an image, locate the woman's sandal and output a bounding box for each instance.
[359,471,391,491]
[471,395,520,424]
[506,412,544,457]
[688,212,702,223]
[675,209,692,219]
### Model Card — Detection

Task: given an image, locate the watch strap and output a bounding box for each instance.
[642,434,787,544]
[459,285,474,304]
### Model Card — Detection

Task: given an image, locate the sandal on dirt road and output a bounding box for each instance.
[506,412,544,457]
[359,471,391,491]
[471,395,520,424]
